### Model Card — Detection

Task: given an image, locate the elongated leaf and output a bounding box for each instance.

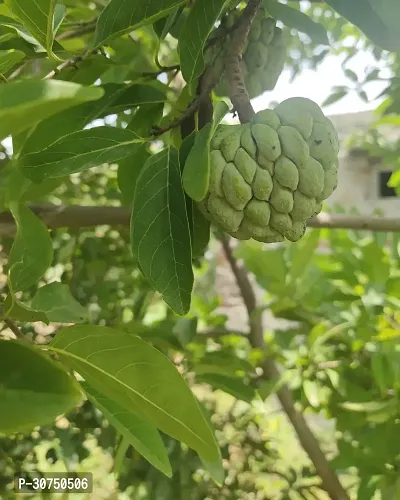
[118,144,150,205]
[100,84,166,116]
[131,147,194,315]
[340,400,394,413]
[95,0,185,46]
[322,90,348,107]
[31,282,88,323]
[182,101,230,202]
[0,339,82,434]
[20,127,143,181]
[191,204,211,258]
[0,48,25,74]
[325,0,400,51]
[182,124,212,201]
[179,0,229,83]
[49,325,220,462]
[82,382,172,477]
[8,203,53,293]
[266,1,329,45]
[0,80,103,141]
[4,0,61,55]
[196,373,255,403]
[20,82,144,155]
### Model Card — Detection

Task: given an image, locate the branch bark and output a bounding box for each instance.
[1,204,399,236]
[219,234,349,500]
[224,0,260,122]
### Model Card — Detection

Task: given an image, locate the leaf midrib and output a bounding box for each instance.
[22,135,143,169]
[48,346,214,455]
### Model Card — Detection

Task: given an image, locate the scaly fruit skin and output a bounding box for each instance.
[198,97,339,244]
[210,6,287,99]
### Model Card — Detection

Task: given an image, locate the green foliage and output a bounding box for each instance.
[131,147,194,315]
[8,204,53,292]
[0,0,400,498]
[49,325,220,463]
[0,339,82,434]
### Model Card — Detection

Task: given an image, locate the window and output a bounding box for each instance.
[378,170,397,198]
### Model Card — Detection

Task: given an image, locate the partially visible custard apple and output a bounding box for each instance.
[209,6,286,99]
[197,97,339,243]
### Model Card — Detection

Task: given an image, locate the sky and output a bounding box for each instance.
[253,49,388,117]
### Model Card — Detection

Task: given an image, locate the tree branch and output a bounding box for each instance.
[219,234,349,500]
[224,0,260,122]
[2,318,28,341]
[0,204,400,236]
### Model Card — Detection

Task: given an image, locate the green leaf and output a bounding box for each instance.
[173,317,198,346]
[196,373,255,403]
[191,203,211,258]
[234,243,287,290]
[126,102,165,136]
[325,0,400,51]
[117,145,150,205]
[2,293,49,324]
[0,48,25,74]
[82,382,172,477]
[340,400,394,413]
[31,282,88,323]
[95,0,185,47]
[322,89,348,107]
[265,0,329,45]
[303,379,319,408]
[49,325,220,462]
[4,0,62,56]
[289,229,321,280]
[20,83,149,155]
[0,79,103,141]
[52,3,65,37]
[0,339,82,434]
[20,127,143,181]
[98,84,166,117]
[131,147,194,316]
[179,0,229,83]
[182,101,229,202]
[182,123,212,201]
[8,203,53,293]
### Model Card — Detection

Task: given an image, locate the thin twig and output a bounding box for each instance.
[219,234,349,500]
[43,49,99,79]
[3,318,26,340]
[57,20,97,41]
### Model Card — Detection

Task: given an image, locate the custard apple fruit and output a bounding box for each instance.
[209,6,287,99]
[197,97,339,243]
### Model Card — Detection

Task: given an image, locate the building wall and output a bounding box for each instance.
[328,111,400,216]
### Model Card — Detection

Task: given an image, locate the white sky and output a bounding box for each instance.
[253,50,388,116]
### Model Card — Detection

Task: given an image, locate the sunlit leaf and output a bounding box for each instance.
[82,382,172,477]
[20,127,143,181]
[0,80,103,141]
[8,203,53,293]
[49,325,220,462]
